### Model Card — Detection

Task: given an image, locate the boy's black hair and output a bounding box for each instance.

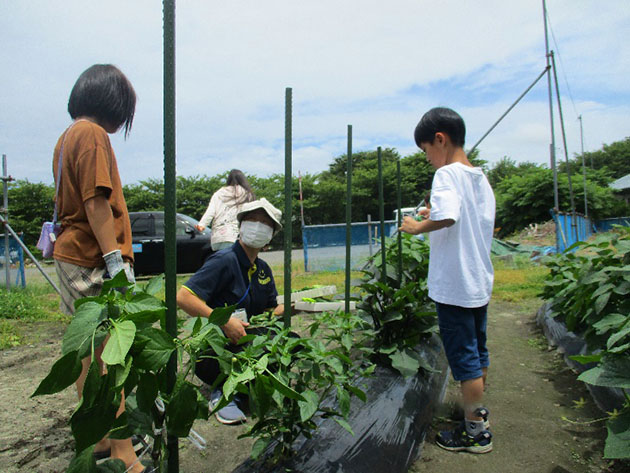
[414,107,466,148]
[68,64,136,137]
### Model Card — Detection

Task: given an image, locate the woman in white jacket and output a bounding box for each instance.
[196,169,255,251]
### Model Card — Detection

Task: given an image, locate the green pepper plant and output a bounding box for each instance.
[33,272,376,471]
[541,226,630,459]
[208,309,376,463]
[356,233,438,377]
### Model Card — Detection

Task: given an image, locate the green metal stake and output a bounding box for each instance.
[284,88,292,328]
[345,125,352,314]
[396,159,402,280]
[377,147,386,284]
[162,0,178,471]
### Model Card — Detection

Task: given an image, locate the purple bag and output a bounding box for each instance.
[36,222,61,258]
[37,126,69,258]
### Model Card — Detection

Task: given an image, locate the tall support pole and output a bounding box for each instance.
[551,51,577,241]
[377,147,386,284]
[2,155,9,291]
[396,160,402,281]
[344,125,352,314]
[162,1,179,470]
[543,0,560,251]
[283,88,293,328]
[579,115,588,217]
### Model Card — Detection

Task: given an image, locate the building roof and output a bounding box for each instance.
[610,174,630,191]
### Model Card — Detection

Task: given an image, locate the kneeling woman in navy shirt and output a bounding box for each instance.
[176,198,286,424]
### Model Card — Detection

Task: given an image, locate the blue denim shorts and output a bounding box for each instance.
[435,302,489,382]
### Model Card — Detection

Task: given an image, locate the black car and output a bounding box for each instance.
[129,211,213,275]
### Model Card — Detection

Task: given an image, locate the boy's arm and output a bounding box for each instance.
[399,215,454,235]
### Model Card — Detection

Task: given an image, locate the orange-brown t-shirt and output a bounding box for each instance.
[52,120,133,267]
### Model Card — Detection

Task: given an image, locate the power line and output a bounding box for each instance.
[546,9,580,119]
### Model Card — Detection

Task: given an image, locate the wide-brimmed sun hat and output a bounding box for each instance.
[237,198,283,235]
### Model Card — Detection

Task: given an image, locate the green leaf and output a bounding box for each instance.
[143,275,164,295]
[593,313,627,334]
[71,362,119,452]
[607,326,630,351]
[96,459,127,472]
[390,349,420,378]
[592,283,615,298]
[208,304,237,326]
[578,357,630,389]
[298,390,319,422]
[123,293,165,324]
[62,301,105,356]
[604,410,630,459]
[594,292,612,314]
[32,350,82,396]
[67,446,97,473]
[266,371,305,401]
[136,372,159,413]
[251,438,269,459]
[346,384,367,402]
[101,320,136,366]
[166,379,198,437]
[124,396,153,437]
[110,356,133,390]
[101,270,133,294]
[134,327,176,370]
[324,357,344,374]
[337,386,351,417]
[569,354,602,365]
[333,416,354,435]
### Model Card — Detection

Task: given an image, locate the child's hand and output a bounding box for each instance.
[400,215,422,235]
[418,207,430,219]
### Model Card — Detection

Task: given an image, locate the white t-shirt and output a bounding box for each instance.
[427,162,496,308]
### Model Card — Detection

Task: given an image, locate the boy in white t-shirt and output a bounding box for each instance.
[400,107,496,454]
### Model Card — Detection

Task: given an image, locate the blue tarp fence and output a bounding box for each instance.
[0,233,26,288]
[550,211,594,253]
[593,216,630,233]
[302,212,630,272]
[302,220,398,272]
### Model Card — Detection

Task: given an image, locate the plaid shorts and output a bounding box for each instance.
[54,260,132,316]
[54,260,107,315]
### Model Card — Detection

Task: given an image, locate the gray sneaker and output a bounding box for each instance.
[209,389,247,425]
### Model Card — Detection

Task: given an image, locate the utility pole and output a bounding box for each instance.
[543,0,560,251]
[579,115,588,217]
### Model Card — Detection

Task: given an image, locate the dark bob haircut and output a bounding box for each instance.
[68,64,136,137]
[414,107,466,148]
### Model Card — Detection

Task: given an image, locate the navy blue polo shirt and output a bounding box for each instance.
[183,241,278,317]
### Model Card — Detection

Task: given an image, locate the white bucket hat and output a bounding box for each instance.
[237,198,283,235]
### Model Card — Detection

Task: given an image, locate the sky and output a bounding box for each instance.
[1,0,629,186]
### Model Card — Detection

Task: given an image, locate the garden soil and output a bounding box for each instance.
[0,298,624,473]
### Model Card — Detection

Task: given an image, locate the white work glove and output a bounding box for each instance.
[103,249,135,285]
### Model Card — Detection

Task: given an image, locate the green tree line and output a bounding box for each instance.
[6,137,630,253]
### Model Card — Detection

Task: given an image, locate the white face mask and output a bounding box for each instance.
[240,220,274,249]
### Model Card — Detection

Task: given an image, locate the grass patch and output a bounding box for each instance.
[492,258,548,302]
[272,263,361,295]
[0,285,67,321]
[0,285,69,349]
